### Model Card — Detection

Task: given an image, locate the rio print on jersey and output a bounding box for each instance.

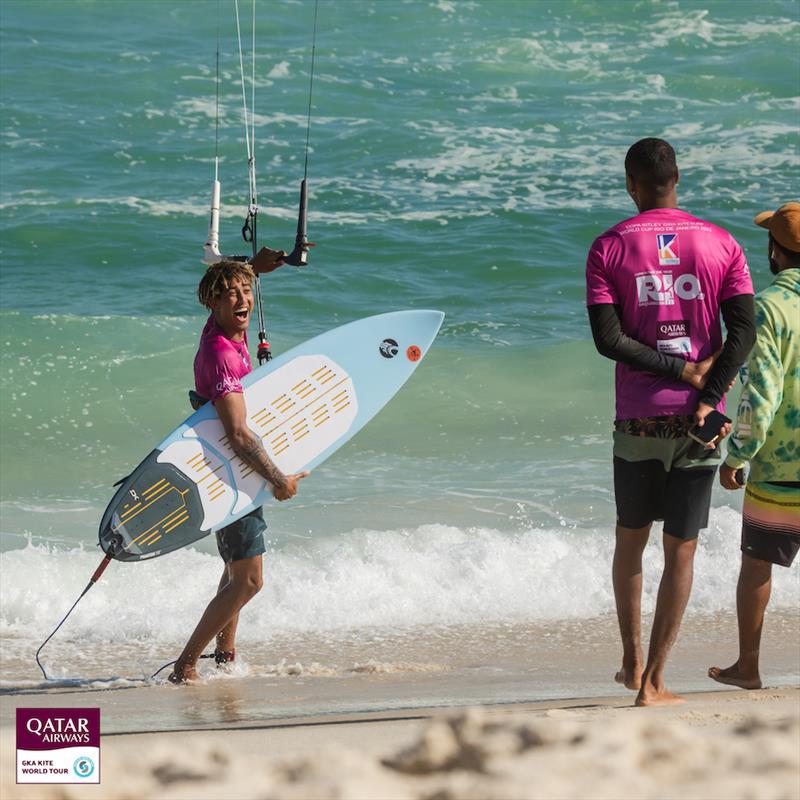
[99,310,444,562]
[635,271,704,306]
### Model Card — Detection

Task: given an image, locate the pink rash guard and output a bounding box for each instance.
[586,208,753,419]
[194,315,252,403]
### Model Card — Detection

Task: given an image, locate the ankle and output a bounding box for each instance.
[737,652,760,675]
[640,670,662,692]
[621,648,643,669]
[214,648,235,665]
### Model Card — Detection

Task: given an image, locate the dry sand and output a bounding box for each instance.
[2,687,798,800]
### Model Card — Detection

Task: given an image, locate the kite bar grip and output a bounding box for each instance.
[283,178,310,267]
[202,180,223,265]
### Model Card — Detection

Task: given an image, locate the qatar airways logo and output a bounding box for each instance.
[26,717,90,744]
[656,319,692,355]
[635,271,704,306]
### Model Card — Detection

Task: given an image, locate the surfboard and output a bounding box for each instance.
[98,310,444,562]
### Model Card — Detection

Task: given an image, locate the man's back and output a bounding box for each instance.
[587,207,752,418]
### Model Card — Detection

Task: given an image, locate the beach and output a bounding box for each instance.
[2,609,799,798]
[3,687,799,799]
[2,1,800,797]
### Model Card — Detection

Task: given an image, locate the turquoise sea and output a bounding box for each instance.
[1,1,798,699]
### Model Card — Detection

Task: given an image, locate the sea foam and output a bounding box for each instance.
[1,508,796,646]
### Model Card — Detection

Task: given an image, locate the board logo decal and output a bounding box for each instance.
[379,338,399,358]
[407,345,421,362]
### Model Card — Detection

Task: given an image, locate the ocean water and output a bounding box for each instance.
[1,0,799,694]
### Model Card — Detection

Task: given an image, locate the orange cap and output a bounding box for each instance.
[754,201,800,252]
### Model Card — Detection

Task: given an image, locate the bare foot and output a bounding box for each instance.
[614,663,643,691]
[167,661,199,685]
[635,686,686,707]
[708,663,762,690]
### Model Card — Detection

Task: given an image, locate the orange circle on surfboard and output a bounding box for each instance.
[407,345,421,362]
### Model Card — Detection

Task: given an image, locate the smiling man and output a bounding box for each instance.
[169,254,308,684]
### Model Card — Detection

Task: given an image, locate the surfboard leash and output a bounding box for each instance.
[35,554,114,680]
[35,551,221,683]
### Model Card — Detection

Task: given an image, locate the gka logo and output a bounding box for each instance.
[73,756,95,778]
[379,338,399,358]
[635,271,704,306]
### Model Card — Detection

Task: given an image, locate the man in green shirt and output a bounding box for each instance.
[709,202,800,690]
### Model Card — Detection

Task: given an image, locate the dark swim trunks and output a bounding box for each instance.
[215,507,267,563]
[187,391,267,564]
[613,416,720,540]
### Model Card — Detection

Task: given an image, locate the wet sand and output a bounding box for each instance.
[3,610,799,732]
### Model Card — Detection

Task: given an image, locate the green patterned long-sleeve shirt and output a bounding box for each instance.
[725,268,800,481]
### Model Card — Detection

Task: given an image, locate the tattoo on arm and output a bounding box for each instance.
[233,430,288,490]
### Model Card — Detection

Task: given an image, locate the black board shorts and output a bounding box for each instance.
[613,431,720,540]
[215,507,267,564]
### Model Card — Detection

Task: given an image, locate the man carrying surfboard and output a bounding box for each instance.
[169,250,309,684]
[586,138,756,706]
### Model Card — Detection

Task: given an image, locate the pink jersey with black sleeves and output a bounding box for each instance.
[586,208,753,420]
[194,315,252,403]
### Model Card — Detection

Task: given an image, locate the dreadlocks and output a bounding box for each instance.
[197,260,255,309]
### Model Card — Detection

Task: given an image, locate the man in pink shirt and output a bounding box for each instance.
[586,138,755,705]
[170,252,308,684]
